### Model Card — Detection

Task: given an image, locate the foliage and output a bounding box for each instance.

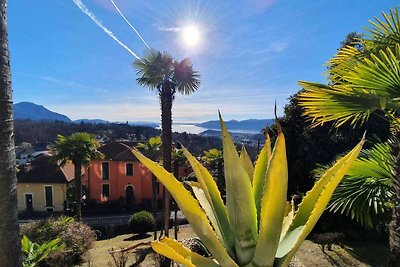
[134,51,200,97]
[314,142,394,228]
[52,132,103,167]
[52,132,103,220]
[279,91,389,196]
[137,136,162,160]
[14,119,160,144]
[299,8,400,127]
[20,216,96,267]
[298,8,400,265]
[129,211,156,235]
[21,235,63,267]
[128,115,364,266]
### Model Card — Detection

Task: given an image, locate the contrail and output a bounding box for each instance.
[72,0,141,60]
[110,0,151,51]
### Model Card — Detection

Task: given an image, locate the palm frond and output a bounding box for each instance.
[316,142,394,228]
[299,44,400,127]
[364,7,400,51]
[173,58,201,95]
[133,50,174,90]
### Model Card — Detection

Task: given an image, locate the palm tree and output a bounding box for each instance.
[52,132,103,221]
[203,148,224,195]
[134,50,200,236]
[298,8,400,266]
[0,0,21,265]
[137,136,162,240]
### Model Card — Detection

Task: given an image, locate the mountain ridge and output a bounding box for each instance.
[14,102,71,122]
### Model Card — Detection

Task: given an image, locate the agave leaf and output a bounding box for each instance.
[151,240,196,267]
[240,145,255,181]
[276,138,364,266]
[181,146,235,257]
[280,202,295,241]
[253,134,272,225]
[275,226,305,258]
[191,185,224,248]
[152,238,220,267]
[129,148,238,267]
[250,126,288,267]
[220,113,258,266]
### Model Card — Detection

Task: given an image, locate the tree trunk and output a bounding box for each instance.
[173,160,179,239]
[0,0,21,265]
[217,159,224,199]
[151,175,157,240]
[160,83,172,237]
[74,162,83,221]
[389,131,400,266]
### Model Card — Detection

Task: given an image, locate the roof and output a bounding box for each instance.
[98,142,139,161]
[17,155,68,184]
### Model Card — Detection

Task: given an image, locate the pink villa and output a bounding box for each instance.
[82,142,162,209]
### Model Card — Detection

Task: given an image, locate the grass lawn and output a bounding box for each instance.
[81,224,388,267]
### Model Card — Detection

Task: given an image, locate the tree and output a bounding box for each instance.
[134,51,200,236]
[0,0,22,265]
[137,136,162,240]
[298,8,400,266]
[202,148,224,195]
[52,132,103,221]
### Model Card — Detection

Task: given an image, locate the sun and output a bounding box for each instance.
[181,25,202,48]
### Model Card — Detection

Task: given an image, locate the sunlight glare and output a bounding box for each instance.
[181,25,202,48]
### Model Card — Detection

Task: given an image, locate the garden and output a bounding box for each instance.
[1,2,400,267]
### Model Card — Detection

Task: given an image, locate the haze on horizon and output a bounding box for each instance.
[8,0,398,122]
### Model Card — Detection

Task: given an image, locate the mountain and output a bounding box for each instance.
[14,102,71,122]
[196,119,274,132]
[74,119,110,124]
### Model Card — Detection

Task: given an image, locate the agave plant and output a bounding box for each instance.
[129,115,364,267]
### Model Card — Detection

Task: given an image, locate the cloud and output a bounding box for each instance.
[156,25,181,32]
[23,74,107,93]
[270,41,289,53]
[253,40,290,55]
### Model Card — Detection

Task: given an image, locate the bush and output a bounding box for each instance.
[129,211,155,235]
[20,216,96,267]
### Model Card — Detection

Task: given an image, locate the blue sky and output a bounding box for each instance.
[8,0,399,122]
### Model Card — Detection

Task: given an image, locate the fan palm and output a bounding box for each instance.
[52,132,104,221]
[137,136,162,240]
[0,0,21,265]
[314,142,394,228]
[134,50,200,236]
[298,7,400,266]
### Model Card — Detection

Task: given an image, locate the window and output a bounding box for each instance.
[102,162,109,180]
[102,184,110,198]
[126,163,134,176]
[45,186,53,207]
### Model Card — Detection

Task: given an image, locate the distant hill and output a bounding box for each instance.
[129,121,159,128]
[74,119,110,124]
[196,119,274,132]
[14,102,71,122]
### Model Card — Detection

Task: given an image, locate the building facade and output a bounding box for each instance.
[83,142,161,208]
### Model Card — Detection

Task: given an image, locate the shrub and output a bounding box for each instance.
[129,211,155,235]
[20,216,96,267]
